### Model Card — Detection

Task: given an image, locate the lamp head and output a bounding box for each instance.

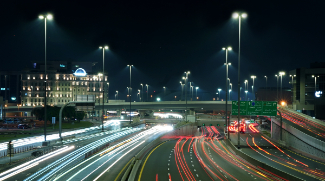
[47,14,53,20]
[241,13,247,18]
[232,12,239,18]
[196,87,199,89]
[38,15,44,19]
[227,47,232,50]
[245,90,248,93]
[104,46,109,49]
[99,46,103,49]
[228,63,231,65]
[222,47,226,50]
[218,88,221,91]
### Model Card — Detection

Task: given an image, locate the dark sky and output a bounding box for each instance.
[1,0,324,101]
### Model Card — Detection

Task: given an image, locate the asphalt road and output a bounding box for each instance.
[2,127,142,181]
[138,139,213,181]
[53,128,165,181]
[227,125,325,180]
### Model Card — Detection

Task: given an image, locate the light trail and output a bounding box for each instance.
[0,146,73,181]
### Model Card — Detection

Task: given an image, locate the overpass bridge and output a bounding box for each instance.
[2,101,232,116]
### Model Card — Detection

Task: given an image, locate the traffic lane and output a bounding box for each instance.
[180,138,214,181]
[6,129,140,181]
[196,138,266,181]
[72,131,165,181]
[244,133,325,177]
[242,147,319,181]
[138,140,181,181]
[243,137,325,181]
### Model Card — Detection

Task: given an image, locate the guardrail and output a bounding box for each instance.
[224,138,303,181]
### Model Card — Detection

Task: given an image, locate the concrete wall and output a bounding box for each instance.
[272,119,325,159]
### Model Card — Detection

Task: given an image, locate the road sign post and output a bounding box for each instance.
[232,101,277,116]
[231,101,277,148]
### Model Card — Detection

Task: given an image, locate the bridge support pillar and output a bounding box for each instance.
[189,109,195,115]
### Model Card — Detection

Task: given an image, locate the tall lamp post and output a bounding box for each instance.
[264,76,267,101]
[116,90,118,100]
[229,83,232,101]
[127,65,133,124]
[275,75,279,102]
[312,75,319,118]
[218,88,221,101]
[245,90,248,101]
[138,89,141,101]
[180,81,184,101]
[222,46,232,139]
[163,86,166,101]
[39,14,53,142]
[97,73,103,124]
[146,84,148,102]
[279,71,285,101]
[184,71,190,122]
[140,84,143,102]
[196,87,199,100]
[99,45,108,131]
[250,75,256,100]
[233,12,247,149]
[289,74,296,107]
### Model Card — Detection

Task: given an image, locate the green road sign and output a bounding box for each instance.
[250,120,254,123]
[232,101,277,116]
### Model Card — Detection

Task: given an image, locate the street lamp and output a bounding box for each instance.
[289,75,296,87]
[250,76,256,100]
[275,75,279,102]
[222,46,232,138]
[163,86,166,101]
[312,75,319,118]
[180,81,184,101]
[245,90,248,101]
[146,84,149,102]
[140,83,143,102]
[279,71,285,101]
[39,13,53,142]
[184,71,190,122]
[264,76,267,101]
[233,12,247,149]
[138,89,141,101]
[99,45,109,132]
[229,83,232,101]
[196,87,199,100]
[218,88,221,100]
[116,90,119,100]
[127,65,133,124]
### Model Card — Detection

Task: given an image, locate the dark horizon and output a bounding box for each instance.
[1,1,324,101]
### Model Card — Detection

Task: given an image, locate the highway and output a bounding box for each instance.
[139,125,286,181]
[228,124,325,181]
[0,126,142,181]
[50,127,167,181]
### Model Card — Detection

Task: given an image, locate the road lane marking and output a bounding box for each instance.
[138,141,168,181]
[114,157,134,181]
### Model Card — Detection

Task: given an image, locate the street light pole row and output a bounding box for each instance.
[39,14,53,142]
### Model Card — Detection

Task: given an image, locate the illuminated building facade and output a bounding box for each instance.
[20,61,108,107]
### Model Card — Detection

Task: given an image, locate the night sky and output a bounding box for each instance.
[1,1,324,101]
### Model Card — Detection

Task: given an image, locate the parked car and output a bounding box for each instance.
[18,124,31,129]
[31,150,43,157]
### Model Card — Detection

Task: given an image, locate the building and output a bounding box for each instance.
[255,87,292,104]
[289,62,325,119]
[20,61,108,117]
[0,72,21,104]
